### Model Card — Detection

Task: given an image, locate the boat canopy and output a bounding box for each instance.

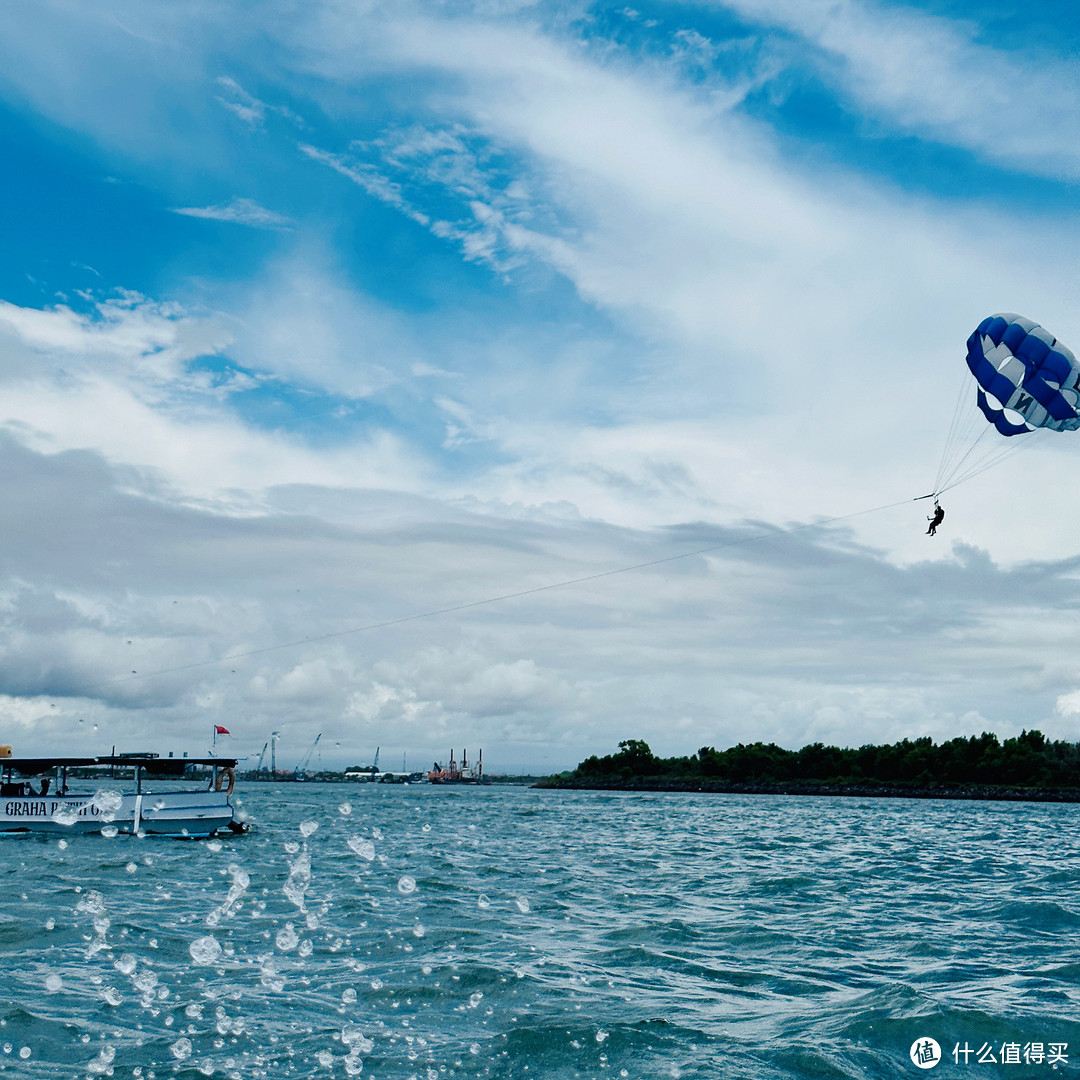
[0,755,238,777]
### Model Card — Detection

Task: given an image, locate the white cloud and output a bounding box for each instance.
[172,197,293,229]
[705,0,1080,178]
[300,144,431,227]
[0,288,431,501]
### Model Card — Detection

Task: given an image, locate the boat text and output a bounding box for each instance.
[3,800,96,818]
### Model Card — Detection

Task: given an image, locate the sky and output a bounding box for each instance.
[2,0,1080,774]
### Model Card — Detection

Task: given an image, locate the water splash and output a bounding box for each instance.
[50,805,78,827]
[347,836,376,861]
[86,1046,116,1076]
[206,864,250,927]
[90,789,124,823]
[189,936,223,966]
[170,1037,192,1061]
[275,923,299,951]
[283,852,312,912]
[76,891,111,956]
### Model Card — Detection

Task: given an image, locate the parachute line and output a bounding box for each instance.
[77,495,917,694]
[933,367,978,496]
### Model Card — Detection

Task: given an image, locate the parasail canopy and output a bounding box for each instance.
[931,313,1079,497]
[966,313,1080,436]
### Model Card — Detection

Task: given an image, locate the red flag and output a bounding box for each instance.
[215,726,231,735]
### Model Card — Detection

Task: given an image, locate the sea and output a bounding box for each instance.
[0,783,1078,1079]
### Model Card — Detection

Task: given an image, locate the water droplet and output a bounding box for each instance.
[100,825,118,839]
[91,789,123,822]
[299,819,319,838]
[370,978,383,991]
[125,862,137,875]
[275,923,299,952]
[189,936,222,965]
[206,839,223,852]
[283,852,312,910]
[338,803,352,816]
[284,841,300,855]
[469,992,483,1008]
[50,805,78,827]
[44,974,62,993]
[44,918,55,931]
[103,987,122,1006]
[347,837,375,861]
[170,1037,192,1061]
[342,988,357,1003]
[18,1048,30,1060]
[114,954,137,976]
[596,1029,609,1043]
[397,876,416,895]
[421,823,431,832]
[57,839,68,850]
[342,1026,373,1052]
[477,894,491,910]
[412,924,425,938]
[514,897,530,914]
[469,1043,481,1055]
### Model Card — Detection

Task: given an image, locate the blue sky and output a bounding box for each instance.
[2,0,1080,772]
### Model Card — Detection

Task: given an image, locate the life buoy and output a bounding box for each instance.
[214,767,236,795]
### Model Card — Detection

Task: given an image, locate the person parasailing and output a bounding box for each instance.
[926,500,945,536]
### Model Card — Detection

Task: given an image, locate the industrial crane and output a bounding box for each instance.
[294,733,322,779]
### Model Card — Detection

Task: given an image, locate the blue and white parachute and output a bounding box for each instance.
[934,314,1079,495]
[966,314,1080,436]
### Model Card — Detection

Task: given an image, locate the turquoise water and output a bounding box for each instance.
[1,784,1078,1077]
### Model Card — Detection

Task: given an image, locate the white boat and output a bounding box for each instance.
[0,754,246,838]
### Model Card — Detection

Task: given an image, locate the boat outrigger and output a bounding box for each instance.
[0,753,246,838]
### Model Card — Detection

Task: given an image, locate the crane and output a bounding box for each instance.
[255,740,269,773]
[294,733,322,779]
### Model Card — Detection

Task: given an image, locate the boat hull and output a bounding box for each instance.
[0,790,239,838]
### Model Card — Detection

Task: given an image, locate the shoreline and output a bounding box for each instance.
[534,778,1080,803]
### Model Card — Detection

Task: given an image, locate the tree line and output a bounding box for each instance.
[558,731,1080,789]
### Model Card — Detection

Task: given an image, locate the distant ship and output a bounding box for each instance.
[428,748,486,785]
